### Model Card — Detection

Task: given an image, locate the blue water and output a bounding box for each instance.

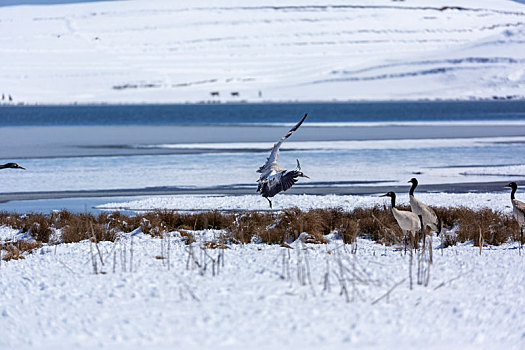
[1,101,525,213]
[1,101,524,126]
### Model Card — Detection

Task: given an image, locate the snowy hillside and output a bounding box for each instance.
[1,0,524,104]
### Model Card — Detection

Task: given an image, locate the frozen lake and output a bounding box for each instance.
[1,101,524,212]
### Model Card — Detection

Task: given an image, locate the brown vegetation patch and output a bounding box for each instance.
[0,206,521,247]
[203,241,230,249]
[61,213,117,243]
[434,207,519,246]
[178,230,195,245]
[137,210,235,235]
[1,240,42,261]
[227,211,276,244]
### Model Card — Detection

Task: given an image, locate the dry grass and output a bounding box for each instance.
[339,218,360,244]
[0,212,20,228]
[434,207,519,246]
[203,241,230,249]
[0,207,521,248]
[61,213,117,243]
[227,211,276,244]
[138,210,235,235]
[273,208,328,244]
[226,206,405,245]
[178,230,196,245]
[1,240,42,261]
[350,205,405,244]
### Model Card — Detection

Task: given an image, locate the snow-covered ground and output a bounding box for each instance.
[2,186,524,349]
[1,0,524,104]
[1,229,523,349]
[0,225,34,242]
[96,192,517,214]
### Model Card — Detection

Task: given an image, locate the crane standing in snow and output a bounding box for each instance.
[256,113,309,208]
[504,182,525,255]
[408,178,442,236]
[381,191,422,250]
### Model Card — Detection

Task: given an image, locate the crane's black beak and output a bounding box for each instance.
[504,183,512,188]
[379,193,388,197]
[300,173,310,179]
[16,165,25,170]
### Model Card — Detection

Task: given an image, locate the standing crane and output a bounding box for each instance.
[504,182,525,254]
[381,191,422,249]
[408,178,441,236]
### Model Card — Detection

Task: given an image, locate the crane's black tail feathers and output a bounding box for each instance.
[436,215,442,236]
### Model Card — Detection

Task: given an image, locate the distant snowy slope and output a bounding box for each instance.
[0,0,524,103]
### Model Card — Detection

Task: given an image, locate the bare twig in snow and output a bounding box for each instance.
[372,277,408,305]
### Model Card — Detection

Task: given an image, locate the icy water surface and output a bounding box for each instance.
[1,101,524,126]
[1,101,524,212]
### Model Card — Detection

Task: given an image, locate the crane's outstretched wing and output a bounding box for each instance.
[256,113,307,173]
[260,170,301,198]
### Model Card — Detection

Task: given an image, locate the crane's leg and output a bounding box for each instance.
[520,226,523,255]
[403,231,407,255]
[266,197,273,209]
[416,215,424,253]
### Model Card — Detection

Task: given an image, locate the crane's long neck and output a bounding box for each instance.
[511,186,516,200]
[390,195,396,208]
[409,181,417,196]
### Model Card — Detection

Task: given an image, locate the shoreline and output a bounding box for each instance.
[1,98,525,107]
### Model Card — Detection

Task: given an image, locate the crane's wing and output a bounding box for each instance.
[280,170,300,192]
[260,171,300,198]
[514,199,525,215]
[256,113,307,173]
[410,196,438,223]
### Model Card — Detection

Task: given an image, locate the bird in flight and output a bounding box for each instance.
[256,113,309,208]
[1,163,25,170]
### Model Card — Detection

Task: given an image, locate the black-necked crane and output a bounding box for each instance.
[504,182,525,253]
[256,113,309,208]
[381,191,422,247]
[408,178,441,235]
[1,163,25,170]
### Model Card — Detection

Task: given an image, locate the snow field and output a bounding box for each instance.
[0,225,34,242]
[96,192,517,213]
[0,231,523,349]
[0,0,524,103]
